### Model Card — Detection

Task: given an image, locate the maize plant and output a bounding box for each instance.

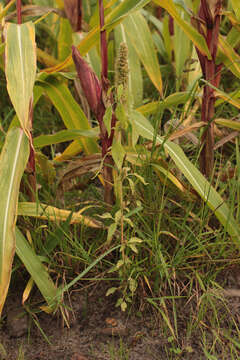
[72,0,117,205]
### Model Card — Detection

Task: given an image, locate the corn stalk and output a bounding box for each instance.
[193,0,223,176]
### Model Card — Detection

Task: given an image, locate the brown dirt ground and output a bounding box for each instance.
[1,275,240,360]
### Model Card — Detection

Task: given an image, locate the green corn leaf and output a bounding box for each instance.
[57,17,72,61]
[5,22,36,136]
[131,110,240,246]
[218,36,240,79]
[137,91,191,116]
[153,0,211,60]
[115,23,143,108]
[34,128,99,148]
[15,227,59,312]
[230,0,240,20]
[37,76,99,155]
[123,11,162,95]
[0,128,29,316]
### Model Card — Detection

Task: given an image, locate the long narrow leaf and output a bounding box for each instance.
[5,22,36,135]
[34,128,99,148]
[153,0,211,60]
[18,202,103,228]
[15,227,59,311]
[43,0,151,73]
[37,76,99,155]
[0,128,29,316]
[123,11,162,95]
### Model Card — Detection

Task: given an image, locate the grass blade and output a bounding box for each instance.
[132,110,240,245]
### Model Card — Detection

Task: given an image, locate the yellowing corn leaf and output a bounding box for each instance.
[230,0,240,20]
[218,36,240,79]
[42,0,151,73]
[0,128,29,316]
[5,22,36,136]
[17,202,103,228]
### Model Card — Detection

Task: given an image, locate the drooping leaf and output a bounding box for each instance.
[17,202,103,228]
[43,0,151,73]
[137,92,191,116]
[218,36,240,79]
[0,128,29,316]
[215,119,240,131]
[153,0,211,60]
[5,22,36,136]
[15,227,59,312]
[34,128,99,148]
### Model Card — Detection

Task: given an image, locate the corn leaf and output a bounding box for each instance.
[218,36,240,79]
[5,22,36,136]
[0,128,29,316]
[115,23,143,108]
[215,119,240,131]
[54,140,82,162]
[37,76,99,155]
[18,202,103,228]
[34,128,99,148]
[43,0,151,73]
[15,227,59,311]
[230,0,240,20]
[131,110,240,245]
[123,11,162,95]
[153,0,211,60]
[137,92,191,116]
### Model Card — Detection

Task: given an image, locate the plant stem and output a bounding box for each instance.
[99,0,115,205]
[195,0,222,177]
[16,0,22,24]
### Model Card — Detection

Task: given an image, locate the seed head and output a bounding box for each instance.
[115,42,129,104]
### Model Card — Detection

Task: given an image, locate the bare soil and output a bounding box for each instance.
[1,276,240,360]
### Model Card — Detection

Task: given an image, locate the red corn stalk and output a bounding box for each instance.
[16,0,22,24]
[72,0,116,205]
[64,0,83,32]
[193,0,222,177]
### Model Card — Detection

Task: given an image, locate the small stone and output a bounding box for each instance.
[7,308,28,338]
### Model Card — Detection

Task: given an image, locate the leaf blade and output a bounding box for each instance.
[5,22,36,134]
[0,128,29,315]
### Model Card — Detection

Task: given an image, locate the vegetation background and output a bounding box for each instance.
[1,0,240,358]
